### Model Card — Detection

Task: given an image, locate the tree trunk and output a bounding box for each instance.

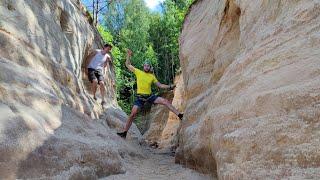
[92,0,95,25]
[95,0,99,26]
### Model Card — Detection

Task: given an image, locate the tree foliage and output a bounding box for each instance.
[149,0,192,84]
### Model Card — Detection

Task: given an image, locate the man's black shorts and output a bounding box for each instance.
[134,94,158,108]
[88,68,104,83]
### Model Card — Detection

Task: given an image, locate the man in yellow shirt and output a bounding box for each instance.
[117,49,183,138]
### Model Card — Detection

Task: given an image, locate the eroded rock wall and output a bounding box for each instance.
[159,74,185,149]
[0,0,140,179]
[178,0,320,179]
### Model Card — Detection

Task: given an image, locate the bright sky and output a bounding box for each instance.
[144,0,164,10]
[82,0,164,12]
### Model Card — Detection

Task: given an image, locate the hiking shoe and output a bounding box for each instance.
[117,131,127,138]
[178,113,183,120]
[101,100,106,106]
[93,96,97,101]
[150,142,159,149]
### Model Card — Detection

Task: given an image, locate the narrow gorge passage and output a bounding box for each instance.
[1,0,319,179]
[103,138,212,180]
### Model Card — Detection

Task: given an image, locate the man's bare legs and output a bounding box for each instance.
[91,79,106,105]
[154,97,180,115]
[91,79,98,99]
[154,97,183,120]
[124,105,139,131]
[117,105,139,138]
[99,81,106,104]
[117,97,183,139]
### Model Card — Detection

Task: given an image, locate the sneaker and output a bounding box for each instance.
[117,131,127,138]
[101,100,106,106]
[150,142,159,149]
[178,113,183,120]
[93,96,97,101]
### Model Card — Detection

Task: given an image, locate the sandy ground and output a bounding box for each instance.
[102,139,213,180]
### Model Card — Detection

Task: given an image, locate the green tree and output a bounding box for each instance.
[148,0,192,84]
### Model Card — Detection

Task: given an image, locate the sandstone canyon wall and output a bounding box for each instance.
[178,0,320,179]
[0,0,140,179]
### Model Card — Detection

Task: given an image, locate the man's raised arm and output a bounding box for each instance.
[125,49,135,72]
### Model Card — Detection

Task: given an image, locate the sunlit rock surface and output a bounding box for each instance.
[0,0,140,179]
[178,0,320,179]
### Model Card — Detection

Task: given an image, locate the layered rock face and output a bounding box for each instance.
[178,0,320,179]
[0,0,140,179]
[159,74,185,149]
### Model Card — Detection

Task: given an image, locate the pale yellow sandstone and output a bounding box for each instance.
[0,0,141,179]
[178,0,320,179]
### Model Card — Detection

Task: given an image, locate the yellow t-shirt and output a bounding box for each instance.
[134,68,158,95]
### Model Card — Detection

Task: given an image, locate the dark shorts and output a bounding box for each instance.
[134,94,159,108]
[88,68,104,83]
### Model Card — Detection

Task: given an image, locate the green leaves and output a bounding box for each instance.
[148,0,192,84]
[97,25,113,43]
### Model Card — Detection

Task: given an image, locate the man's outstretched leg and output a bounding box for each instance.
[117,105,139,138]
[154,97,183,120]
[91,79,98,100]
